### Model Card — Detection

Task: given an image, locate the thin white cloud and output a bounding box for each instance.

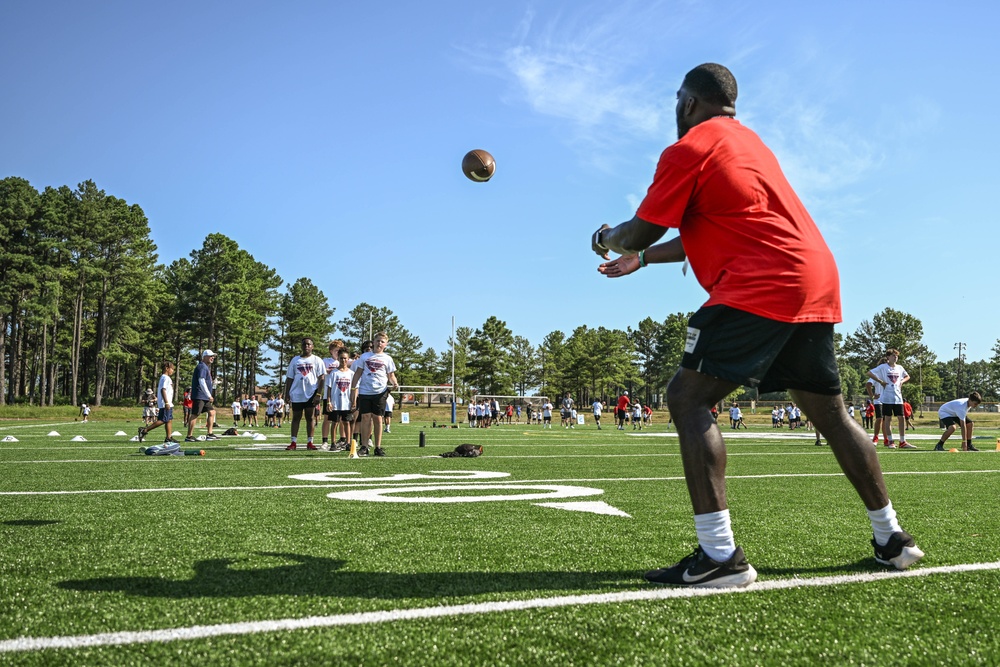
[499,2,686,141]
[486,4,943,226]
[504,44,665,136]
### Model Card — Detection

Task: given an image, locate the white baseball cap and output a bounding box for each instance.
[202,349,216,358]
[623,391,628,395]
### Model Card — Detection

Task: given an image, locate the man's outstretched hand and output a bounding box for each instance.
[598,254,640,278]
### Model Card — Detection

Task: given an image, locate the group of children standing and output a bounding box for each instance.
[230,394,286,429]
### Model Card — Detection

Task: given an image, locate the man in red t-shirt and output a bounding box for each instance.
[615,392,630,430]
[590,63,922,587]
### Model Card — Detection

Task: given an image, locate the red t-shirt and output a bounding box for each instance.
[616,395,630,411]
[636,118,841,324]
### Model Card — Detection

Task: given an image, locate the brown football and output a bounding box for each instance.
[462,149,496,182]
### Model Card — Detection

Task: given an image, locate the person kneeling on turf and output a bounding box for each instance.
[934,391,981,452]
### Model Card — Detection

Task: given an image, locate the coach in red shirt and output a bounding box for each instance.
[591,63,922,587]
[615,391,630,430]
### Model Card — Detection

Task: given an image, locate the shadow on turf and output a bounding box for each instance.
[755,558,885,577]
[57,552,642,598]
[3,519,61,527]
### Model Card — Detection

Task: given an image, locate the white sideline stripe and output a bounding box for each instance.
[6,450,992,465]
[3,561,1000,653]
[0,422,76,431]
[4,468,1000,496]
[629,432,948,440]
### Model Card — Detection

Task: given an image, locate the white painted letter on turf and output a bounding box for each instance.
[289,471,511,482]
[327,484,604,503]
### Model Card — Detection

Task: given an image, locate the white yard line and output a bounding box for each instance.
[0,421,78,431]
[2,560,999,653]
[3,468,999,496]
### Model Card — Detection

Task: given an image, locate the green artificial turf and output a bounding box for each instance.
[2,417,999,665]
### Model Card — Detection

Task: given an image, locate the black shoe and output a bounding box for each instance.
[872,531,924,570]
[968,444,979,452]
[184,436,198,443]
[164,438,180,444]
[137,427,146,443]
[644,546,757,587]
[357,445,369,457]
[934,443,944,451]
[205,434,220,441]
[374,447,386,457]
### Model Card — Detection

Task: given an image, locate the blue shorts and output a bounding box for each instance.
[157,407,174,422]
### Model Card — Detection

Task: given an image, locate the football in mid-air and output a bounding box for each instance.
[462,149,496,182]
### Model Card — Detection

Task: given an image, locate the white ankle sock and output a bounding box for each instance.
[867,502,902,545]
[694,509,736,562]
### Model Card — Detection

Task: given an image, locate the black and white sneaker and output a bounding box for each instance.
[967,444,979,452]
[872,531,924,570]
[137,426,146,443]
[645,546,757,587]
[933,443,945,451]
[205,434,220,441]
[184,436,198,443]
[374,447,386,457]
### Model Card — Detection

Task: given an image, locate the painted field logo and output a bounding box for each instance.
[286,470,631,517]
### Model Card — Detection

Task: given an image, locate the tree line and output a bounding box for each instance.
[3,177,999,408]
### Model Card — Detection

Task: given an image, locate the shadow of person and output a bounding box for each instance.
[57,552,640,599]
[3,519,61,527]
[754,558,883,578]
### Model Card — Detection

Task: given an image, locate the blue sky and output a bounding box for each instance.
[3,1,998,366]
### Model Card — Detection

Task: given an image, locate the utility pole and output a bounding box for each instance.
[954,342,966,397]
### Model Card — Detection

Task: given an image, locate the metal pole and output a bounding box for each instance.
[451,316,456,424]
[954,342,966,397]
[918,363,923,417]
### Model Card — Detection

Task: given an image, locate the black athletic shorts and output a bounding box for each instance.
[358,391,389,416]
[191,399,214,418]
[680,305,841,395]
[940,416,972,428]
[882,403,904,417]
[874,404,884,418]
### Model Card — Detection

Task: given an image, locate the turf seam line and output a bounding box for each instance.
[3,561,1000,653]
